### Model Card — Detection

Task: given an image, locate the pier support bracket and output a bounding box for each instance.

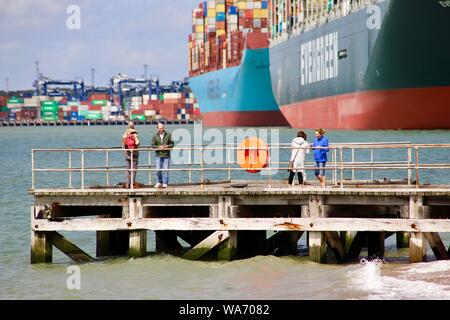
[52,232,94,263]
[182,231,230,260]
[424,232,449,260]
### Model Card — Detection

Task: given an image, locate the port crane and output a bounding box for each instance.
[33,77,86,100]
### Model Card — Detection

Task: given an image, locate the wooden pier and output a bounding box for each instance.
[29,184,450,264]
[29,144,450,264]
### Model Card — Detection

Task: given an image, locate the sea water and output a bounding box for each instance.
[0,125,449,300]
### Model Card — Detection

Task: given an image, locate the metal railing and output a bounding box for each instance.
[31,143,450,190]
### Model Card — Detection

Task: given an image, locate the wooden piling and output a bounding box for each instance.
[96,231,111,257]
[31,231,52,264]
[409,196,427,263]
[217,231,237,261]
[396,232,410,249]
[307,196,328,263]
[340,231,356,252]
[267,231,303,256]
[368,232,385,258]
[347,232,368,260]
[128,198,147,257]
[397,205,410,248]
[325,231,347,263]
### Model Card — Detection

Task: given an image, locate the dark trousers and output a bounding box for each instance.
[288,171,304,185]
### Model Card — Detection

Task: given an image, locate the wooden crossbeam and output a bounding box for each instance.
[33,218,450,233]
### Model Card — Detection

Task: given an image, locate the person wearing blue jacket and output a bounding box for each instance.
[312,128,329,187]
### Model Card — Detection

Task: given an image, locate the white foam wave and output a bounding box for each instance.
[406,260,450,274]
[346,259,450,299]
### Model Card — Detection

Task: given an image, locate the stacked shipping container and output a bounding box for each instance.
[188,0,270,77]
[269,0,331,37]
[130,92,200,122]
[0,91,200,122]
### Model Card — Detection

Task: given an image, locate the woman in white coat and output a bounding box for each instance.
[288,131,310,186]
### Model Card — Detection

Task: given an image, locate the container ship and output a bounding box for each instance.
[188,0,288,127]
[269,0,450,130]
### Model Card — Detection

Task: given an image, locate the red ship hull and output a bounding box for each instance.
[280,86,450,130]
[202,110,288,127]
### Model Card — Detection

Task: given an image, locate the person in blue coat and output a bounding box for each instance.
[311,128,329,187]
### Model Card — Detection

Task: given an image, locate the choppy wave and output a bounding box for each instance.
[345,259,450,300]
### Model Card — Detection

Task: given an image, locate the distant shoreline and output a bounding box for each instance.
[0,119,198,127]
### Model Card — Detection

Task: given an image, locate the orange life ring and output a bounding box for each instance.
[237,137,269,173]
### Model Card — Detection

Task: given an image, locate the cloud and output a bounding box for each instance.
[0,0,65,30]
[0,0,200,89]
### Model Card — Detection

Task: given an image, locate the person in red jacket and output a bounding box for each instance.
[122,121,140,188]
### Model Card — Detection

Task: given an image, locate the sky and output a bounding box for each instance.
[0,0,199,90]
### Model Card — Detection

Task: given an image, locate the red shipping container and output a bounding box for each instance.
[244,18,253,28]
[71,106,78,112]
[261,18,268,27]
[89,94,109,101]
[88,106,102,111]
[81,101,90,106]
[244,9,253,19]
[0,96,7,107]
[0,112,8,119]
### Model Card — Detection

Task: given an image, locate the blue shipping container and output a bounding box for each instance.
[262,1,268,9]
[216,12,226,21]
[228,6,237,15]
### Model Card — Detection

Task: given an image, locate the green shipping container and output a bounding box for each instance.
[131,114,145,121]
[8,97,23,104]
[85,112,103,120]
[91,100,108,106]
[0,106,9,112]
[42,116,57,121]
[42,109,57,114]
[41,106,58,111]
[42,101,59,107]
